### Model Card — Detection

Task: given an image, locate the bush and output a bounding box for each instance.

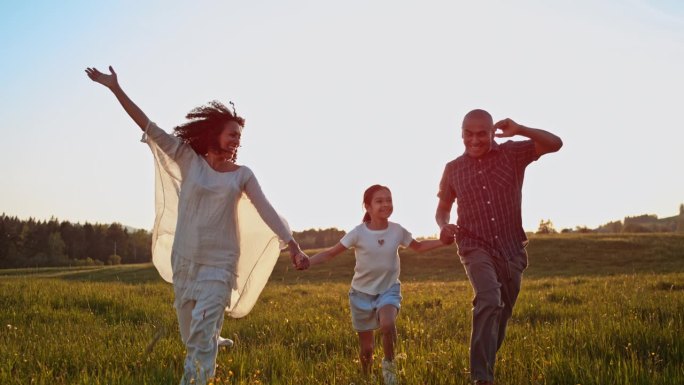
[70,257,104,266]
[536,219,557,234]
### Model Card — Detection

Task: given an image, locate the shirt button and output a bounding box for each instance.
[478,171,483,174]
[494,235,499,239]
[482,186,487,189]
[487,201,491,204]
[491,218,495,221]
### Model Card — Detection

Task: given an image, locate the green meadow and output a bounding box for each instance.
[1,233,683,384]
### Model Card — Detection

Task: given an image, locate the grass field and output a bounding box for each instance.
[1,233,683,384]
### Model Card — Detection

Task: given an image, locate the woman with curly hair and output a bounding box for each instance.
[86,66,309,385]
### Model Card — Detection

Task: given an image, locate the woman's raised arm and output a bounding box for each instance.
[85,66,150,130]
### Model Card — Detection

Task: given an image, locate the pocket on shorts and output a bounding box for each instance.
[372,283,402,312]
[349,288,374,313]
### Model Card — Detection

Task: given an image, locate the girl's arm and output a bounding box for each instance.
[408,239,448,253]
[85,66,149,130]
[307,243,348,268]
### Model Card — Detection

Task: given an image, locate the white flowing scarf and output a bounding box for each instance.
[143,132,283,318]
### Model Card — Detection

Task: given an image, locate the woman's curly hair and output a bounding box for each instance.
[173,100,245,160]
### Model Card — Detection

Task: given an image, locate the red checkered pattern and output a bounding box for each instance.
[438,140,539,259]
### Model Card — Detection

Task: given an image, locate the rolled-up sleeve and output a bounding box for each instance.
[437,163,456,203]
[505,140,539,169]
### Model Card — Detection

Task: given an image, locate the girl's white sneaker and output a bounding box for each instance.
[218,336,234,348]
[382,358,398,385]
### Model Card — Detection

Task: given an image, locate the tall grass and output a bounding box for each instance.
[1,233,682,384]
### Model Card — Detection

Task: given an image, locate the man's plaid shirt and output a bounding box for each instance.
[438,140,539,260]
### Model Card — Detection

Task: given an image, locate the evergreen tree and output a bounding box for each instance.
[47,232,67,265]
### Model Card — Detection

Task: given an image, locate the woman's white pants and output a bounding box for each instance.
[173,255,232,385]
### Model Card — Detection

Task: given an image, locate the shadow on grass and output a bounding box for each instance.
[58,265,163,284]
[0,264,164,285]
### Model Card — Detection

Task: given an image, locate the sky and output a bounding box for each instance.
[1,0,683,237]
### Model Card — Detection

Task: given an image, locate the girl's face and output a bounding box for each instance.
[216,121,242,159]
[365,188,393,221]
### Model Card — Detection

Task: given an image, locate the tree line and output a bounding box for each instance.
[0,214,152,269]
[292,228,346,250]
[0,214,347,269]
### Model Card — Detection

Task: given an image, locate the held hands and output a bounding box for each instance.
[288,241,310,270]
[439,224,459,245]
[85,66,119,89]
[493,118,524,138]
[293,251,310,270]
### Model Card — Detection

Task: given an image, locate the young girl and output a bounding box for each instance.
[300,184,450,385]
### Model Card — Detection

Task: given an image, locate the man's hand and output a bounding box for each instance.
[493,118,524,138]
[439,224,459,245]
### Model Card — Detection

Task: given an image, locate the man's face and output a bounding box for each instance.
[462,116,494,158]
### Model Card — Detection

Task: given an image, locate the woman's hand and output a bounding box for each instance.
[294,252,310,270]
[84,65,150,130]
[85,66,119,89]
[287,240,309,270]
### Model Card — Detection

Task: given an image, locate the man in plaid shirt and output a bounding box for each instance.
[436,109,562,385]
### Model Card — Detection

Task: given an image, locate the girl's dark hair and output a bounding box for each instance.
[173,100,245,160]
[362,184,391,223]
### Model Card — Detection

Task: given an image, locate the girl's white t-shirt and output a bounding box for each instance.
[341,222,413,295]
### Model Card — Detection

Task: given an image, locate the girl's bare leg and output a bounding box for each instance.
[358,330,375,374]
[378,305,398,361]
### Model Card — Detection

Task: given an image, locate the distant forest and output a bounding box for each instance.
[0,214,152,269]
[4,204,683,269]
[0,214,345,269]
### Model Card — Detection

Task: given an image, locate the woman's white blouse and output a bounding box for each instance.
[142,120,292,318]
